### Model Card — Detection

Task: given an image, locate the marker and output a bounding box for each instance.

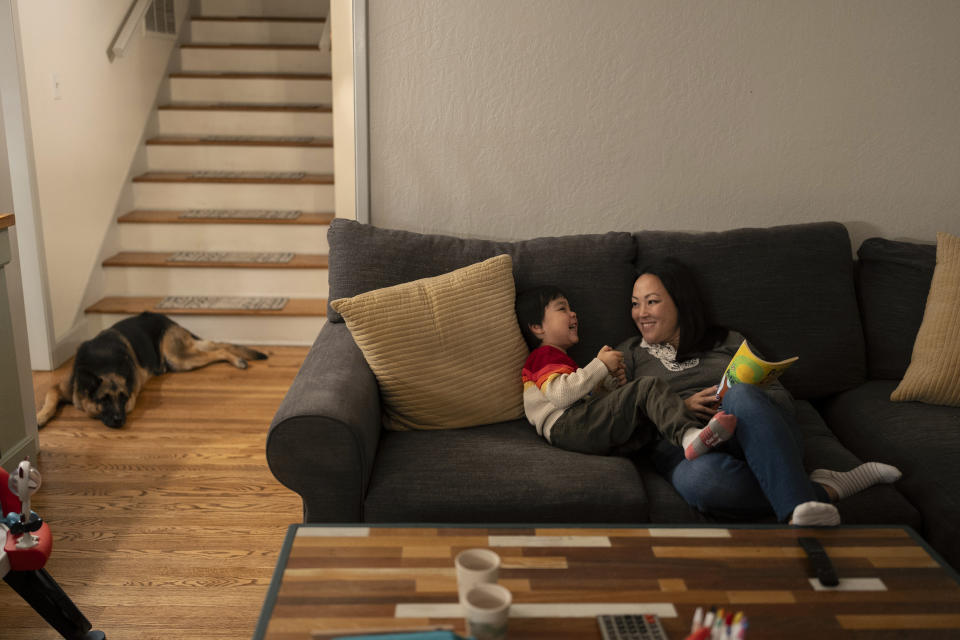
[683,629,711,640]
[702,611,715,632]
[691,607,704,632]
[711,610,724,639]
[734,616,749,639]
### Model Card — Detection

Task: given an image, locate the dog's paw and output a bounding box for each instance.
[236,359,248,369]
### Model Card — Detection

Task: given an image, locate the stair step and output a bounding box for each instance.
[182,43,320,50]
[146,135,332,147]
[191,16,325,23]
[170,71,331,80]
[118,210,333,225]
[169,74,330,104]
[179,43,328,74]
[133,171,333,184]
[190,15,325,45]
[103,251,328,269]
[86,296,326,317]
[159,102,330,112]
[199,0,326,18]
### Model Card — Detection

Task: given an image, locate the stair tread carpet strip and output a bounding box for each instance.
[179,209,303,220]
[156,296,289,311]
[189,170,306,179]
[166,251,295,263]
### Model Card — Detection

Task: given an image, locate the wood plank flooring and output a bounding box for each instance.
[0,346,307,639]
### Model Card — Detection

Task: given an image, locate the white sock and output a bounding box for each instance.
[790,501,840,527]
[681,428,700,449]
[810,462,902,501]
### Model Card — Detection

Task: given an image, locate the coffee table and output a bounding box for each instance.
[253,524,960,640]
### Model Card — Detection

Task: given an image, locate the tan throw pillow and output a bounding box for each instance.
[330,254,529,430]
[891,232,960,406]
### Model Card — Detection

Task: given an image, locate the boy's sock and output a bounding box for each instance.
[789,501,840,526]
[683,411,737,460]
[809,463,902,501]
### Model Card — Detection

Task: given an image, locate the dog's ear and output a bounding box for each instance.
[75,368,101,396]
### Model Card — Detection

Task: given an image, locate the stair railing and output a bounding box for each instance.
[319,0,331,52]
[107,0,154,61]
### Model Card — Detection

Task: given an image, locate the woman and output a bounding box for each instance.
[617,258,901,526]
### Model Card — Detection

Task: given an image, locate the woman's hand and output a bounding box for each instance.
[685,386,720,420]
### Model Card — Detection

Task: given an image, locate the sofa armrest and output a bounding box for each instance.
[267,321,381,522]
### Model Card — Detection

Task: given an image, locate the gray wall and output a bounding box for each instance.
[368,0,960,248]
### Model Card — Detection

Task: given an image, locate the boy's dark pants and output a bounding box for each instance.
[549,377,694,455]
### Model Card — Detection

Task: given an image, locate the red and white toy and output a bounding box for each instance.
[2,458,105,640]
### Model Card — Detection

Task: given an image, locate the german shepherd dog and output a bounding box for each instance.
[36,311,267,429]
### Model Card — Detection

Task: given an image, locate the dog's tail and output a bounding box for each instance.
[237,346,268,361]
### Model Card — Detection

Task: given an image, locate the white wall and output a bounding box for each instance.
[367,0,960,248]
[16,0,187,344]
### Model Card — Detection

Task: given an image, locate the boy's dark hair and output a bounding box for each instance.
[636,258,728,359]
[515,285,568,350]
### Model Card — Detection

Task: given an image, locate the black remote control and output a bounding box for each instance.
[798,536,840,586]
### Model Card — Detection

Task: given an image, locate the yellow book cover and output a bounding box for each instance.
[716,340,798,400]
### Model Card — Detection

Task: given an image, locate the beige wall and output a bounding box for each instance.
[332,0,357,221]
[367,0,960,248]
[17,0,187,341]
[0,103,11,212]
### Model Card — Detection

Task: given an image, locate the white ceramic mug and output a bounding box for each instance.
[463,582,512,640]
[454,548,501,602]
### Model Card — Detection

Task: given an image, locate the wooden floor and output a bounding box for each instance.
[0,346,308,639]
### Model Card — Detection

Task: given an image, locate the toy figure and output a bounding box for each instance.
[2,458,106,639]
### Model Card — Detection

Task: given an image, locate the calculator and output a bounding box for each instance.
[597,614,670,640]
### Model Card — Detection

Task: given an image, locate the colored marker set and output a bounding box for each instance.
[684,607,747,640]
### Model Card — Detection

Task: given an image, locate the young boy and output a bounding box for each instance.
[517,286,736,458]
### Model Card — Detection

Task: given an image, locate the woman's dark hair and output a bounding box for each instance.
[636,258,728,359]
[515,285,568,350]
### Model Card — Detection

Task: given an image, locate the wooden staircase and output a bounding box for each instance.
[86,0,332,345]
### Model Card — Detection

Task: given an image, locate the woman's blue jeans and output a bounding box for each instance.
[652,383,830,522]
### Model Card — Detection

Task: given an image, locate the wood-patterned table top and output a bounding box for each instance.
[0,213,13,231]
[254,524,960,640]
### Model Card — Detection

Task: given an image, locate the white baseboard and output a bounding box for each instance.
[1,434,38,472]
[51,315,101,369]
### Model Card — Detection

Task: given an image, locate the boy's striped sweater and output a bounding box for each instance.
[521,344,611,441]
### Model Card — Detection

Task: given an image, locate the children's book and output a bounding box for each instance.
[715,340,798,400]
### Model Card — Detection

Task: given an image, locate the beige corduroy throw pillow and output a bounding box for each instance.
[330,254,529,430]
[891,232,960,406]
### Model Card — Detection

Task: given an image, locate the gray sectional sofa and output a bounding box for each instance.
[266,219,959,571]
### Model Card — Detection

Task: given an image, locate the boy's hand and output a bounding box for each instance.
[685,386,720,420]
[597,346,624,374]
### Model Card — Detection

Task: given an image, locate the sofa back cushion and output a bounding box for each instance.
[327,219,638,366]
[856,237,936,380]
[633,222,865,399]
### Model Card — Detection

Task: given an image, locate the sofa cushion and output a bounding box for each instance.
[331,255,528,431]
[633,222,865,399]
[821,380,960,570]
[891,232,960,406]
[362,420,650,523]
[634,401,920,527]
[327,219,638,365]
[794,400,920,527]
[856,237,936,380]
